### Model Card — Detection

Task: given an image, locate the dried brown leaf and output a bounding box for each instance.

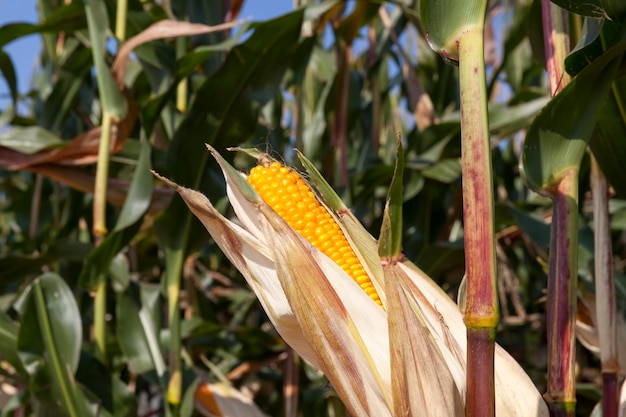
[111,19,243,88]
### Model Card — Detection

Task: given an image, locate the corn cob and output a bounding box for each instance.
[247,160,382,307]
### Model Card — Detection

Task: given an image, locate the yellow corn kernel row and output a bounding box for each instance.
[247,160,382,307]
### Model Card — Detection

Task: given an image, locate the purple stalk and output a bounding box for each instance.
[541,2,576,415]
[458,25,498,417]
[591,156,619,417]
[545,171,578,417]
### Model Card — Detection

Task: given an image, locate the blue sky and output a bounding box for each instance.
[0,1,293,111]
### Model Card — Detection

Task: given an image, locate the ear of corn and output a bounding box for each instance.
[247,160,383,308]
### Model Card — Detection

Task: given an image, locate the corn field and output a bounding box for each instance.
[0,1,625,417]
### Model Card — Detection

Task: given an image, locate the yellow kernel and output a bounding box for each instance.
[247,158,383,308]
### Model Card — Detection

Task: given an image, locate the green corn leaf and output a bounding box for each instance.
[551,0,609,18]
[79,139,151,290]
[75,351,138,417]
[79,220,142,291]
[116,282,165,377]
[522,40,625,193]
[591,76,626,198]
[0,50,17,105]
[0,126,63,154]
[419,0,488,62]
[0,311,26,376]
[0,3,86,48]
[17,273,94,417]
[113,138,153,231]
[84,0,127,119]
[564,17,605,77]
[42,46,92,133]
[379,141,405,260]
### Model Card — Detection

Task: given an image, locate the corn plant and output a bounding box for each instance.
[0,1,626,417]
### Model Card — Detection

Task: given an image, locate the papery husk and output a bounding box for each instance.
[162,146,549,417]
[396,261,550,417]
[208,148,393,416]
[195,382,268,417]
[153,172,319,368]
[385,262,465,417]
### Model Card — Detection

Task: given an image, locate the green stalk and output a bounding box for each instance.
[93,111,113,361]
[115,0,128,41]
[93,276,107,360]
[90,0,128,364]
[546,170,578,417]
[590,156,619,417]
[165,231,188,416]
[166,34,190,417]
[458,25,498,417]
[176,37,188,113]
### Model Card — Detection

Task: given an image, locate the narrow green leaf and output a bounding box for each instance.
[522,41,625,193]
[0,126,63,154]
[17,273,93,417]
[116,282,166,377]
[0,241,91,283]
[297,149,348,211]
[379,142,405,260]
[167,9,306,187]
[75,351,138,417]
[591,76,626,198]
[0,50,17,105]
[79,220,142,291]
[114,138,153,231]
[551,0,609,18]
[0,3,86,48]
[84,0,127,118]
[155,9,309,308]
[564,17,604,76]
[421,159,461,184]
[140,27,249,138]
[0,311,26,376]
[43,46,92,132]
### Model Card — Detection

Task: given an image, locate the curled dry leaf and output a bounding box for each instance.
[0,90,137,170]
[30,164,172,214]
[111,19,243,88]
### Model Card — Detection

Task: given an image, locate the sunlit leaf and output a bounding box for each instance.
[113,138,152,231]
[116,282,166,377]
[0,50,17,105]
[0,126,63,154]
[379,141,404,260]
[419,0,488,62]
[84,0,127,118]
[0,3,86,48]
[550,0,608,18]
[522,40,625,193]
[564,17,604,76]
[17,273,93,417]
